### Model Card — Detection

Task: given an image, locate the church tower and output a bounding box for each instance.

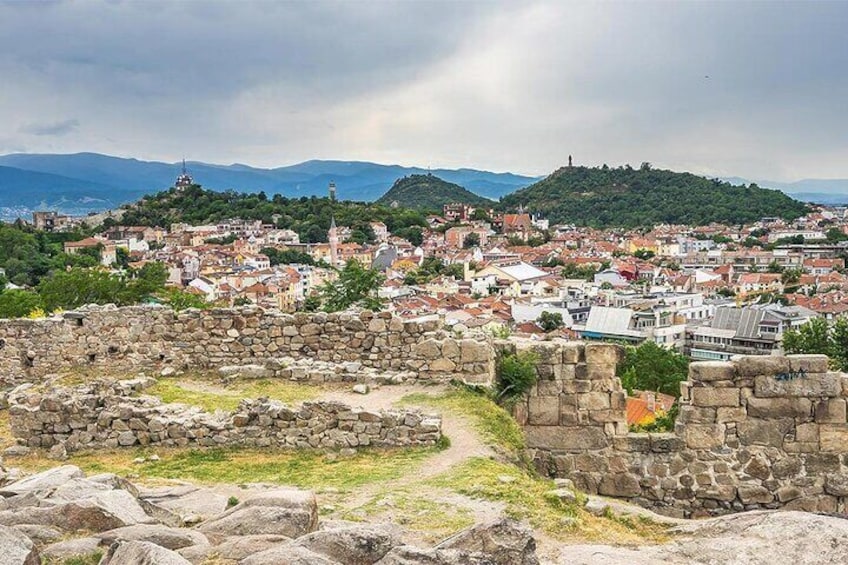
[328,216,339,267]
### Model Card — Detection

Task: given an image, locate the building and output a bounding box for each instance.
[175,159,193,189]
[575,305,687,349]
[686,304,818,360]
[443,203,475,222]
[32,211,71,232]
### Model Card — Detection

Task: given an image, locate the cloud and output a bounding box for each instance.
[19,119,80,137]
[0,1,846,181]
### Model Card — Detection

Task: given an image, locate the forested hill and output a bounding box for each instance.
[375,174,493,210]
[499,165,809,228]
[115,185,428,244]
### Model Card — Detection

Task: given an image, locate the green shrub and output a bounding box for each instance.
[227,496,240,508]
[496,350,539,403]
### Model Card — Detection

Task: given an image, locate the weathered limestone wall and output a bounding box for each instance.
[510,339,848,517]
[0,305,494,386]
[8,379,442,453]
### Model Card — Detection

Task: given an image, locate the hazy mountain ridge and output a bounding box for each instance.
[0,153,538,218]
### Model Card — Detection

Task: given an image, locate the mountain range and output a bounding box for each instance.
[0,152,538,219]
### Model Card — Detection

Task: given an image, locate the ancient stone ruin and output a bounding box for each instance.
[510,340,848,517]
[4,305,848,519]
[8,379,442,455]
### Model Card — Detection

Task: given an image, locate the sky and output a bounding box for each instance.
[1,0,846,181]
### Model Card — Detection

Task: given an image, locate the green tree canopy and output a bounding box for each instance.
[318,259,385,312]
[617,341,689,397]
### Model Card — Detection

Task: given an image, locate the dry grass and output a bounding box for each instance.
[11,445,442,492]
[147,376,325,413]
[427,457,668,544]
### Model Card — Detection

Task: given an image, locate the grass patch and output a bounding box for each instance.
[147,377,322,412]
[14,446,442,491]
[400,388,525,454]
[45,551,103,565]
[342,489,475,542]
[427,457,668,543]
[0,410,14,450]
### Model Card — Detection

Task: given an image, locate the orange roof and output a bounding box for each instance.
[626,397,655,426]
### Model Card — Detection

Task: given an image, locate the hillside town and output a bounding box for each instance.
[21,172,848,370]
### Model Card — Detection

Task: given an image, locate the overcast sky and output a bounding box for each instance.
[1,0,846,181]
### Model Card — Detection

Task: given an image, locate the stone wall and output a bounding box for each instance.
[0,305,494,386]
[8,379,442,453]
[509,339,848,517]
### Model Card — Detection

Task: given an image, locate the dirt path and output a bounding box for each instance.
[319,384,497,483]
[318,383,506,540]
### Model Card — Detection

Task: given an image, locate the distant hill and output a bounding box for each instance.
[376,174,494,210]
[721,176,848,205]
[501,165,809,228]
[0,153,536,218]
[0,164,141,218]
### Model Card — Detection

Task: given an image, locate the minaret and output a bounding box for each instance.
[568,155,573,168]
[329,181,337,202]
[328,216,339,267]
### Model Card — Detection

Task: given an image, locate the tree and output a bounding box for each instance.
[826,228,848,243]
[0,290,45,318]
[115,247,131,269]
[633,248,655,260]
[781,268,803,286]
[159,288,211,311]
[783,317,848,371]
[393,226,423,246]
[617,341,689,397]
[319,259,385,312]
[463,232,481,248]
[470,208,490,222]
[537,311,564,332]
[767,260,784,274]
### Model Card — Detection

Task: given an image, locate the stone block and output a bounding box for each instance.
[535,379,561,396]
[776,485,803,502]
[682,424,725,449]
[677,405,717,424]
[824,474,848,496]
[577,392,610,411]
[746,397,812,419]
[804,453,841,473]
[815,398,847,424]
[820,424,848,452]
[561,342,584,364]
[524,425,610,452]
[650,433,683,452]
[716,406,747,423]
[527,397,560,426]
[586,363,616,381]
[734,355,790,378]
[737,418,792,447]
[788,354,830,374]
[691,387,740,407]
[772,457,802,479]
[737,484,774,504]
[689,361,736,383]
[696,485,737,502]
[754,373,842,398]
[598,473,641,497]
[584,343,623,366]
[613,434,651,452]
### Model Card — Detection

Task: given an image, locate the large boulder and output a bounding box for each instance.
[100,540,193,565]
[209,534,291,561]
[241,545,340,565]
[376,546,490,564]
[41,537,101,562]
[0,524,39,565]
[0,465,84,497]
[0,489,154,532]
[96,524,208,550]
[291,524,401,564]
[199,489,317,540]
[435,519,539,565]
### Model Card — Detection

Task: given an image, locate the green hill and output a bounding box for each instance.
[499,164,809,228]
[376,174,493,210]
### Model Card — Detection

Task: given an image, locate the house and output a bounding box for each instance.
[64,237,117,267]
